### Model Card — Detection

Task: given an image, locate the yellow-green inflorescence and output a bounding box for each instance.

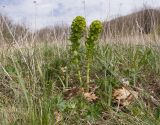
[70,16,86,84]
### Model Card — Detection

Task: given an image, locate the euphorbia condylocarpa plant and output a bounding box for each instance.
[85,20,103,85]
[70,16,86,84]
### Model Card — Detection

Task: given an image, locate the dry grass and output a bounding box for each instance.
[103,8,160,37]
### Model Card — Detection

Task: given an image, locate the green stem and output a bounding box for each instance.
[78,67,82,86]
[86,61,90,84]
[74,51,82,85]
[86,57,90,90]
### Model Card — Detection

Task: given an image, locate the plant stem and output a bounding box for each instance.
[75,52,83,85]
[78,66,82,86]
[86,58,90,88]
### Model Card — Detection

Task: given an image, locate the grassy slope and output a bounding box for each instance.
[0,41,160,125]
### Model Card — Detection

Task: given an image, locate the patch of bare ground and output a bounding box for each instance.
[142,73,160,107]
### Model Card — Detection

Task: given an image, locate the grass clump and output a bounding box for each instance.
[1,44,160,124]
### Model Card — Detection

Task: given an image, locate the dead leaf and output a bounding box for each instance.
[113,87,131,100]
[113,87,138,106]
[83,92,98,102]
[54,111,62,123]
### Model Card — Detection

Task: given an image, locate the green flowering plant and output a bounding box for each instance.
[85,20,103,85]
[69,16,102,88]
[70,16,86,84]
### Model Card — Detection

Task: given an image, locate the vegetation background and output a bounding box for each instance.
[0,6,160,125]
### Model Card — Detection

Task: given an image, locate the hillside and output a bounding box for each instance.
[103,9,160,36]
